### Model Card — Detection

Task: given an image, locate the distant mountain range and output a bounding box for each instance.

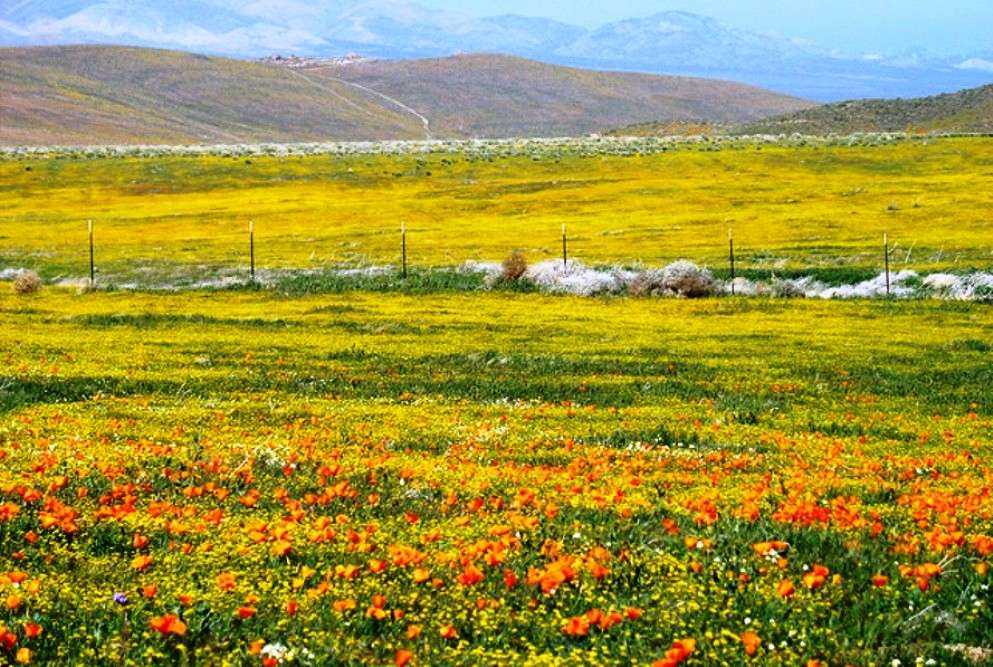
[0,45,811,145]
[2,1,992,101]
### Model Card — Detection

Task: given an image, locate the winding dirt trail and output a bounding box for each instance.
[285,68,372,115]
[303,66,433,140]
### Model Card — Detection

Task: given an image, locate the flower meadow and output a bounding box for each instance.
[3,136,993,289]
[1,287,991,665]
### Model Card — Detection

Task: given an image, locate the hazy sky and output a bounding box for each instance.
[426,1,992,56]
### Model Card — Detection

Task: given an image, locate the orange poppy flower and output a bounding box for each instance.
[599,610,624,631]
[672,638,696,659]
[777,579,796,598]
[973,536,993,557]
[741,631,761,656]
[0,503,21,522]
[130,555,153,572]
[149,614,187,637]
[271,540,292,558]
[653,638,696,666]
[585,608,604,628]
[803,564,830,590]
[371,594,387,609]
[335,564,360,580]
[562,615,590,637]
[753,541,789,556]
[395,650,413,667]
[457,564,484,587]
[216,572,237,592]
[587,560,610,579]
[439,625,459,640]
[333,599,357,613]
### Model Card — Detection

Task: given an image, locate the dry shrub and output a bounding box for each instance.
[501,251,528,282]
[629,261,719,298]
[627,273,657,297]
[12,271,42,295]
[661,261,719,297]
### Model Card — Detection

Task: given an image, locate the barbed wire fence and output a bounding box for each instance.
[74,219,921,299]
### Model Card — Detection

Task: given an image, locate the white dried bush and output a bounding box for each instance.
[767,277,809,298]
[728,277,757,296]
[524,260,632,296]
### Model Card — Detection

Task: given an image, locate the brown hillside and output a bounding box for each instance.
[317,53,814,138]
[0,46,813,145]
[0,45,422,145]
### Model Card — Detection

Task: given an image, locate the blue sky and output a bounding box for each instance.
[427,0,992,56]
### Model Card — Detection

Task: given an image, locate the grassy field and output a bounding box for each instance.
[2,136,993,287]
[1,286,992,665]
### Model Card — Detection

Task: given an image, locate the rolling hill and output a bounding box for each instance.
[0,45,813,145]
[311,53,813,138]
[732,83,993,135]
[0,45,424,144]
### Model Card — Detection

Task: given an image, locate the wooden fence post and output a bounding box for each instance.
[884,232,890,296]
[729,228,736,295]
[249,221,256,280]
[401,222,408,279]
[88,220,95,287]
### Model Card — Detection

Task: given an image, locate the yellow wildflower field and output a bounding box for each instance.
[2,137,993,283]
